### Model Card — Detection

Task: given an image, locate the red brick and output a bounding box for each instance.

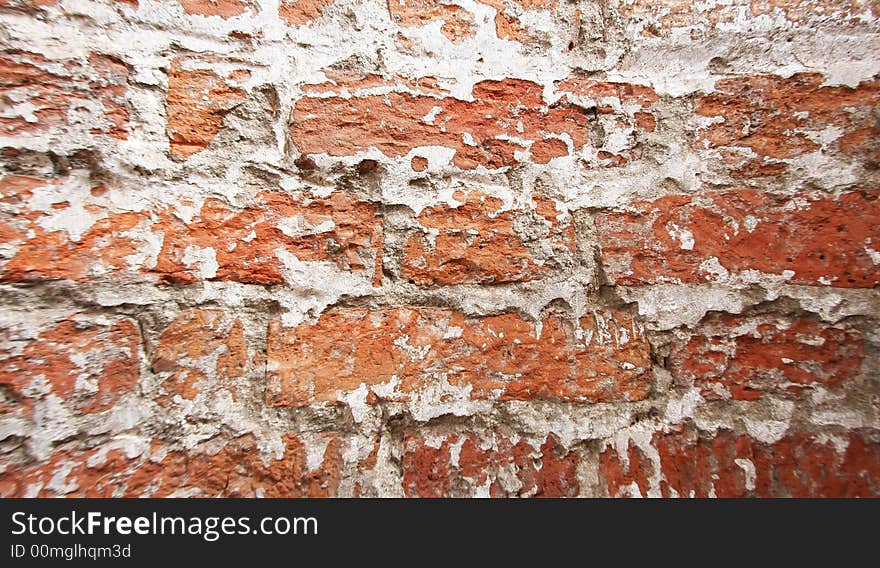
[0,50,129,139]
[483,0,559,41]
[0,445,163,498]
[0,209,143,283]
[600,428,880,497]
[0,177,381,286]
[0,175,148,283]
[179,0,255,18]
[0,434,349,497]
[696,74,880,175]
[556,78,659,167]
[388,0,475,41]
[403,429,579,497]
[151,309,249,405]
[410,155,428,171]
[0,0,139,7]
[596,189,880,288]
[387,0,561,42]
[266,307,651,407]
[402,191,575,285]
[166,57,248,159]
[0,0,60,8]
[278,0,334,25]
[670,315,864,401]
[292,76,656,169]
[529,137,569,164]
[617,0,729,36]
[152,190,382,286]
[558,77,659,110]
[0,313,141,418]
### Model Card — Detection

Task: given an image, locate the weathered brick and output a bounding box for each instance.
[0,175,149,283]
[5,0,879,502]
[410,155,429,171]
[387,0,561,42]
[152,190,383,286]
[402,191,575,285]
[266,307,651,407]
[0,177,382,286]
[292,76,643,169]
[484,0,559,42]
[166,57,248,159]
[596,189,880,288]
[556,77,659,167]
[617,0,731,36]
[291,75,660,169]
[696,74,880,175]
[151,309,249,406]
[558,78,658,115]
[0,0,61,8]
[0,0,137,7]
[670,315,864,401]
[0,434,349,497]
[600,428,880,497]
[179,0,255,18]
[279,0,334,25]
[0,313,141,418]
[402,429,579,497]
[0,445,164,498]
[0,50,129,139]
[388,0,475,42]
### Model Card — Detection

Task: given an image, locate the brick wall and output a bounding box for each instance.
[1,0,879,497]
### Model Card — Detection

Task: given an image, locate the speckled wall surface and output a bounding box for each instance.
[1,0,879,497]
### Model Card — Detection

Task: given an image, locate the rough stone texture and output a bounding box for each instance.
[0,0,878,498]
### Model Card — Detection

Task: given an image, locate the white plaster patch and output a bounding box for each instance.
[182,245,219,279]
[274,249,373,327]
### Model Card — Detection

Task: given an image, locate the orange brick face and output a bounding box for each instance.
[402,429,579,497]
[151,309,249,406]
[0,434,353,497]
[152,191,383,286]
[0,50,129,139]
[0,313,141,418]
[401,192,575,285]
[695,74,880,174]
[388,0,475,42]
[600,429,880,498]
[386,0,562,42]
[266,307,652,407]
[596,189,880,288]
[0,177,382,286]
[290,76,658,169]
[166,58,248,159]
[669,315,864,401]
[166,58,247,159]
[279,0,334,25]
[0,175,146,283]
[179,0,255,18]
